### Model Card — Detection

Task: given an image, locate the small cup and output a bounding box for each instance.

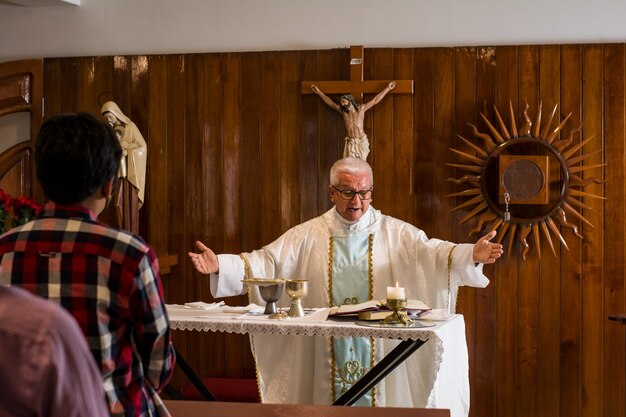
[285,279,308,317]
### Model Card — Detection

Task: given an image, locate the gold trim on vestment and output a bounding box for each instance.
[328,233,376,405]
[328,236,334,306]
[240,254,252,304]
[330,334,336,402]
[248,336,264,404]
[367,234,374,300]
[447,245,458,313]
[329,236,336,402]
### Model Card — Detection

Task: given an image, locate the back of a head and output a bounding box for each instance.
[329,157,373,185]
[35,112,122,205]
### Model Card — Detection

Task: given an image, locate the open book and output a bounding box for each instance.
[329,299,430,318]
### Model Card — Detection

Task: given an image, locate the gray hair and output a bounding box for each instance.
[329,157,373,185]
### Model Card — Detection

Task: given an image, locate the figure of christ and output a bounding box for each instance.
[311,81,396,160]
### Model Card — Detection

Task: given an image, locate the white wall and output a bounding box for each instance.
[1,0,625,62]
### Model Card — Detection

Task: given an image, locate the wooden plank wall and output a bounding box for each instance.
[41,45,625,417]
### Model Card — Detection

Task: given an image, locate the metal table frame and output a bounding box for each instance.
[167,309,449,405]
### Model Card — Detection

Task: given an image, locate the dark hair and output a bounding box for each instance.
[35,112,122,205]
[340,94,359,112]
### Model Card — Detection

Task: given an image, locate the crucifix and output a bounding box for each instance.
[301,45,413,160]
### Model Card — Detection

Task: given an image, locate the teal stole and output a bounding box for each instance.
[329,233,375,406]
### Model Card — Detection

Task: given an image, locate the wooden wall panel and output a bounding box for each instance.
[432,48,455,242]
[559,44,582,417]
[473,45,497,417]
[299,50,321,223]
[371,48,394,212]
[279,51,300,230]
[413,48,435,238]
[493,45,520,417]
[392,48,414,224]
[603,43,626,417]
[241,52,262,254]
[316,48,343,214]
[184,53,207,378]
[454,46,479,416]
[260,52,281,246]
[39,44,626,417]
[581,44,605,417]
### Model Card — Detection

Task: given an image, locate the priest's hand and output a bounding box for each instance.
[188,241,219,274]
[472,231,503,264]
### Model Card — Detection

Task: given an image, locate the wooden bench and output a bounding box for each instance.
[163,400,450,417]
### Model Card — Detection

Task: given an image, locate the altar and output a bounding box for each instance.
[167,306,470,417]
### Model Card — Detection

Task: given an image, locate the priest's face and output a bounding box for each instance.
[329,171,372,222]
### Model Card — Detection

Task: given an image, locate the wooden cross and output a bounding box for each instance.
[301,45,413,102]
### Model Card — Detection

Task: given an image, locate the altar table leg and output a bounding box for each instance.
[332,338,428,406]
[171,346,218,401]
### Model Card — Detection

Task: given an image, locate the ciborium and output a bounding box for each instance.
[241,278,285,315]
[258,282,285,314]
[285,279,308,317]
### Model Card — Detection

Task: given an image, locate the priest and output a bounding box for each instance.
[188,156,502,416]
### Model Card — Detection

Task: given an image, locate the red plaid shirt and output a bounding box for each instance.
[0,203,175,417]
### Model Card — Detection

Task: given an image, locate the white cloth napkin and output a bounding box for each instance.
[183,301,225,311]
[222,303,264,314]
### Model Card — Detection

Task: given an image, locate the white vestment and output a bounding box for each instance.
[210,206,488,417]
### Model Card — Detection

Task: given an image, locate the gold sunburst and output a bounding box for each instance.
[447,101,605,260]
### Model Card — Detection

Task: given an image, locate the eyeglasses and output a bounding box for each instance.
[331,185,373,201]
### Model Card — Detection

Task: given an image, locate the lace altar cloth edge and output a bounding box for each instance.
[168,310,461,341]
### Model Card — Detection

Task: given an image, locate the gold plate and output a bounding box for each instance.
[241,278,285,287]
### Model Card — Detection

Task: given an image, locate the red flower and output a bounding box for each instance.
[0,189,42,233]
[0,189,12,207]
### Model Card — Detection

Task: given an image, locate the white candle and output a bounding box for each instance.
[387,282,405,299]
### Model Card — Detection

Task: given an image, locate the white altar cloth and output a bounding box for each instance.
[167,307,469,417]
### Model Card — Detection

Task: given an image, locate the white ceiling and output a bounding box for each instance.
[0,0,78,6]
[1,0,625,62]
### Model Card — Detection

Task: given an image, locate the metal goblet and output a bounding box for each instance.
[285,279,308,317]
[258,282,285,314]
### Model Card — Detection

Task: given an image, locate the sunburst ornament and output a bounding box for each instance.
[447,101,605,260]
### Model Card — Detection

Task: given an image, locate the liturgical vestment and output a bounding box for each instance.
[210,206,489,417]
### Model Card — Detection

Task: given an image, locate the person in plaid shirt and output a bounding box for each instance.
[0,112,175,417]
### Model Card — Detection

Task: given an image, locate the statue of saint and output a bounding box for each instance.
[311,81,396,160]
[100,101,147,234]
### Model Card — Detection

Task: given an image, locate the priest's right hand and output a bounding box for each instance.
[188,241,219,275]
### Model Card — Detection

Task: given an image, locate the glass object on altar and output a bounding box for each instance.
[285,279,308,318]
[241,278,285,315]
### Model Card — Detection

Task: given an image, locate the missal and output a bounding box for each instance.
[329,299,430,318]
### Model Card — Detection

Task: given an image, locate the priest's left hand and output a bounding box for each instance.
[472,230,503,264]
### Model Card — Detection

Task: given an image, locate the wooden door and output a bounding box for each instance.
[0,59,42,200]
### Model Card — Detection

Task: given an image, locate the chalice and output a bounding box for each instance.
[285,279,308,318]
[258,282,285,314]
[241,278,285,315]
